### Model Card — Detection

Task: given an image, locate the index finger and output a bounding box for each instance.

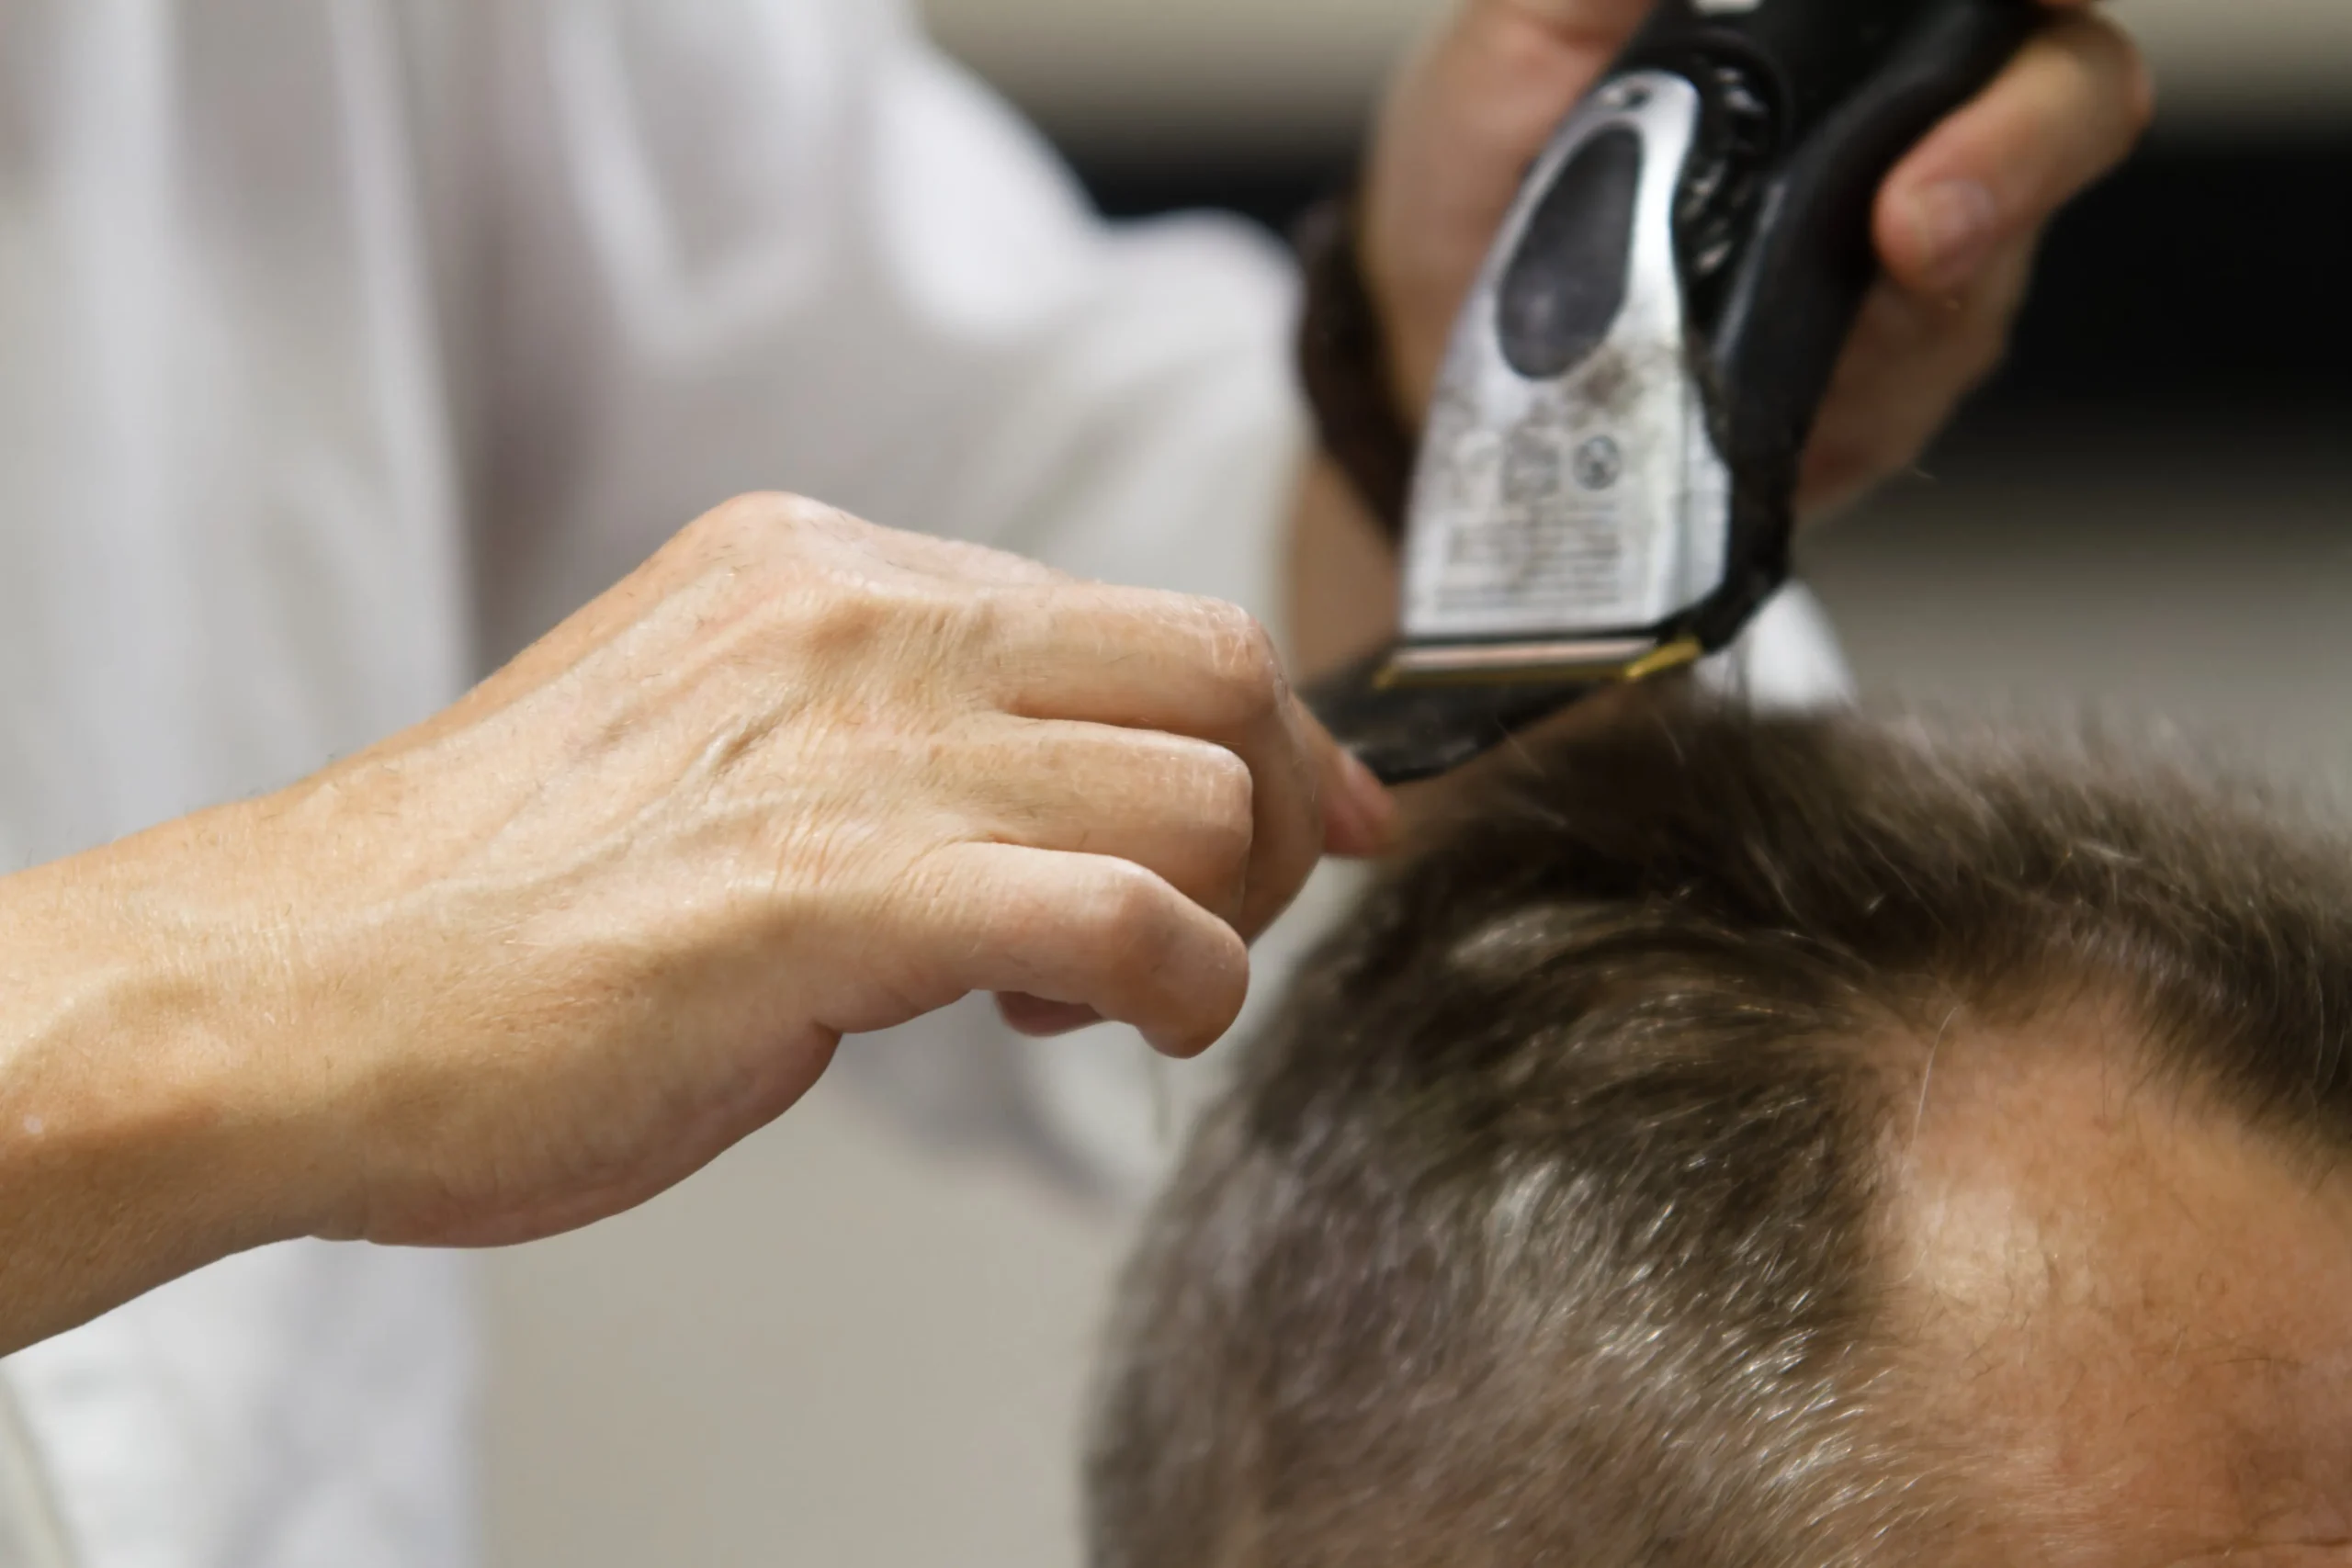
[1874,9,2154,295]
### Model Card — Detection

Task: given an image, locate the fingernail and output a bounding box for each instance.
[1906,178,2000,292]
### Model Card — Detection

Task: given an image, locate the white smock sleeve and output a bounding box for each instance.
[477,0,1298,648]
[471,0,1306,1201]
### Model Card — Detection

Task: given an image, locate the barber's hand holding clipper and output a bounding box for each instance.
[1295,0,2154,672]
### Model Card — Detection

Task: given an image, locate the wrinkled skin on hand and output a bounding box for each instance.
[210,496,1387,1248]
[1361,0,2154,515]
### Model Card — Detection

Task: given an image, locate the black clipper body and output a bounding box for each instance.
[1310,0,2038,784]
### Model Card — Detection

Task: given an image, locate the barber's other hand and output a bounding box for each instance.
[1362,0,2153,516]
[200,496,1388,1249]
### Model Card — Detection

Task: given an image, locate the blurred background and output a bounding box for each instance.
[487,4,2351,1563]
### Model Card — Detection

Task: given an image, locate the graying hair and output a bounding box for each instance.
[1084,696,2352,1567]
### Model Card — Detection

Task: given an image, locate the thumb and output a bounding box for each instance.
[1300,702,1399,859]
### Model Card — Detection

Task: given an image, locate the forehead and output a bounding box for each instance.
[1884,1010,2352,1565]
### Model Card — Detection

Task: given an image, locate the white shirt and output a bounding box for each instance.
[0,3,1850,1563]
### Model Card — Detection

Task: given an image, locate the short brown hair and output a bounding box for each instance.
[1085,695,2352,1567]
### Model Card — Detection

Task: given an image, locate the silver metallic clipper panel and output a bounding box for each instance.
[1306,0,2038,784]
[1397,71,1729,656]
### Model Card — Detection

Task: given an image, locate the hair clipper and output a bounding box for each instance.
[1307,0,2041,784]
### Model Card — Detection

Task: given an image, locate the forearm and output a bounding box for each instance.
[0,808,325,1357]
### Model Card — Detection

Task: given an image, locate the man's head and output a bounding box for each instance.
[1087,698,2352,1567]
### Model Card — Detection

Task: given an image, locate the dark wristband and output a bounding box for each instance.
[1293,195,1418,546]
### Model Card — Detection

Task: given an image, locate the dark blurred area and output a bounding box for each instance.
[1067,130,2352,421]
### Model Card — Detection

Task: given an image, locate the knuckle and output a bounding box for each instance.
[1194,745,1257,829]
[680,492,821,583]
[1086,861,1182,964]
[1165,938,1250,1058]
[698,491,787,547]
[1182,745,1259,867]
[1200,602,1286,721]
[704,491,860,558]
[775,561,963,674]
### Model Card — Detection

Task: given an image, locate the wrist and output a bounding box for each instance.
[0,805,356,1344]
[128,795,379,1246]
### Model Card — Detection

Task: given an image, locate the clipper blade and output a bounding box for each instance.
[1303,651,1603,786]
[1306,635,1703,784]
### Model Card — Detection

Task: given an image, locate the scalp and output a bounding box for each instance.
[1086,693,2352,1568]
